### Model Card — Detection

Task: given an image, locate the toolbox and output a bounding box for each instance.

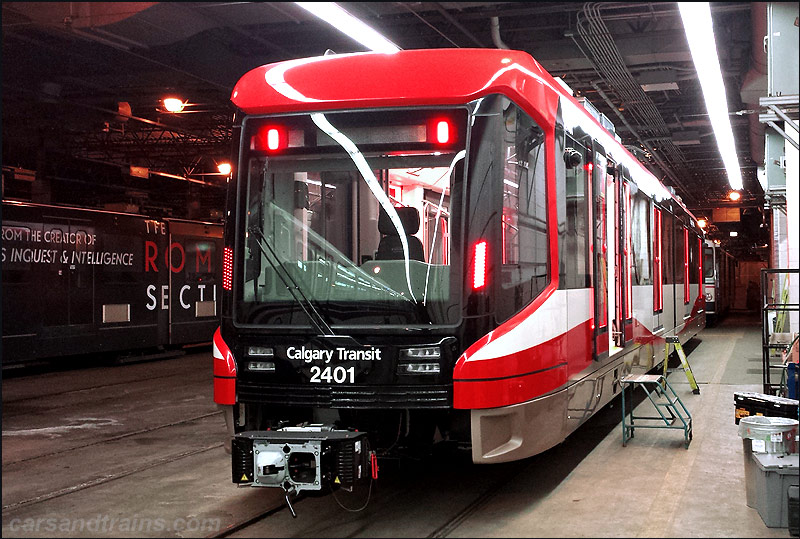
[734,392,799,424]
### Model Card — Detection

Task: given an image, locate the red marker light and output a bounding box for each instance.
[436,120,450,144]
[428,119,453,145]
[223,246,233,291]
[252,125,286,152]
[472,240,487,290]
[267,128,280,150]
[584,162,593,173]
[370,451,379,480]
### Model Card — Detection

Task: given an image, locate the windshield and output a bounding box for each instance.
[236,108,467,328]
[703,247,714,281]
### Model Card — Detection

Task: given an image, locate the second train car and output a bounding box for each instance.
[214,48,706,498]
[703,238,735,326]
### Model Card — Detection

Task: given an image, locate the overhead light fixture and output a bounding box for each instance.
[217,163,232,175]
[162,97,185,113]
[729,191,741,201]
[698,218,707,228]
[294,2,400,54]
[678,3,743,191]
[729,231,738,237]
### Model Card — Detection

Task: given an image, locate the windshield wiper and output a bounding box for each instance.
[247,226,335,336]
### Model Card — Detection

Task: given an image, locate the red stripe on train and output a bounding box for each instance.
[453,319,592,409]
[453,312,684,410]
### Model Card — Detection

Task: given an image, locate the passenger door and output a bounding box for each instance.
[618,167,633,346]
[167,221,223,345]
[592,151,609,361]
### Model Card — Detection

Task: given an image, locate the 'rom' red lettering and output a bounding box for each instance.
[167,242,185,273]
[196,248,211,272]
[145,241,158,272]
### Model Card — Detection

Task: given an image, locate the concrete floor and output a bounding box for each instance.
[1,312,795,537]
[445,312,793,538]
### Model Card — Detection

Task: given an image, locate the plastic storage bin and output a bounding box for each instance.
[739,416,799,508]
[747,453,799,528]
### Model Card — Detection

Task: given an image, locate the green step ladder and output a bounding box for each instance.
[621,373,693,449]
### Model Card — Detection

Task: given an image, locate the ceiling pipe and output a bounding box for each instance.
[433,3,486,47]
[490,17,510,49]
[400,3,461,47]
[591,81,693,200]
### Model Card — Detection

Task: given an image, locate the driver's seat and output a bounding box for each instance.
[375,206,425,261]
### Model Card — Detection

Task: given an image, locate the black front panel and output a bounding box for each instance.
[234,334,457,410]
[236,381,451,409]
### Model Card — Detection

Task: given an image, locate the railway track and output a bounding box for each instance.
[210,497,304,539]
[2,442,223,512]
[1,370,195,406]
[2,410,223,467]
[206,454,532,539]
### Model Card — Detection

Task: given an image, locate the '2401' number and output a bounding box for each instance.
[309,365,355,384]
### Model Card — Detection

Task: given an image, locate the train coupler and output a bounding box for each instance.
[231,425,371,502]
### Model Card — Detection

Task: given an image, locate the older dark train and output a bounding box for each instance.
[2,200,223,366]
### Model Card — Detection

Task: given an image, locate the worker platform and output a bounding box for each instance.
[621,373,693,449]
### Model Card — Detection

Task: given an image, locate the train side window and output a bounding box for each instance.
[97,232,138,284]
[703,244,714,280]
[653,207,663,312]
[497,98,548,322]
[683,227,690,303]
[593,152,609,327]
[673,217,684,288]
[697,237,703,287]
[558,134,590,289]
[630,188,651,285]
[68,228,94,293]
[690,232,701,286]
[662,212,674,285]
[1,221,36,284]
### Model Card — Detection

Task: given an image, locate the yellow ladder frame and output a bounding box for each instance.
[662,336,700,394]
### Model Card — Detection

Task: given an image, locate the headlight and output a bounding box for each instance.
[248,346,274,357]
[399,346,441,359]
[398,346,441,375]
[248,361,276,372]
[400,363,440,374]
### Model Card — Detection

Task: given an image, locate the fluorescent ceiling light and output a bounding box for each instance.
[678,2,742,190]
[295,2,400,54]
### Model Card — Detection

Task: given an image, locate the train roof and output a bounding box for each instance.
[231,49,548,114]
[231,48,697,224]
[2,199,223,226]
